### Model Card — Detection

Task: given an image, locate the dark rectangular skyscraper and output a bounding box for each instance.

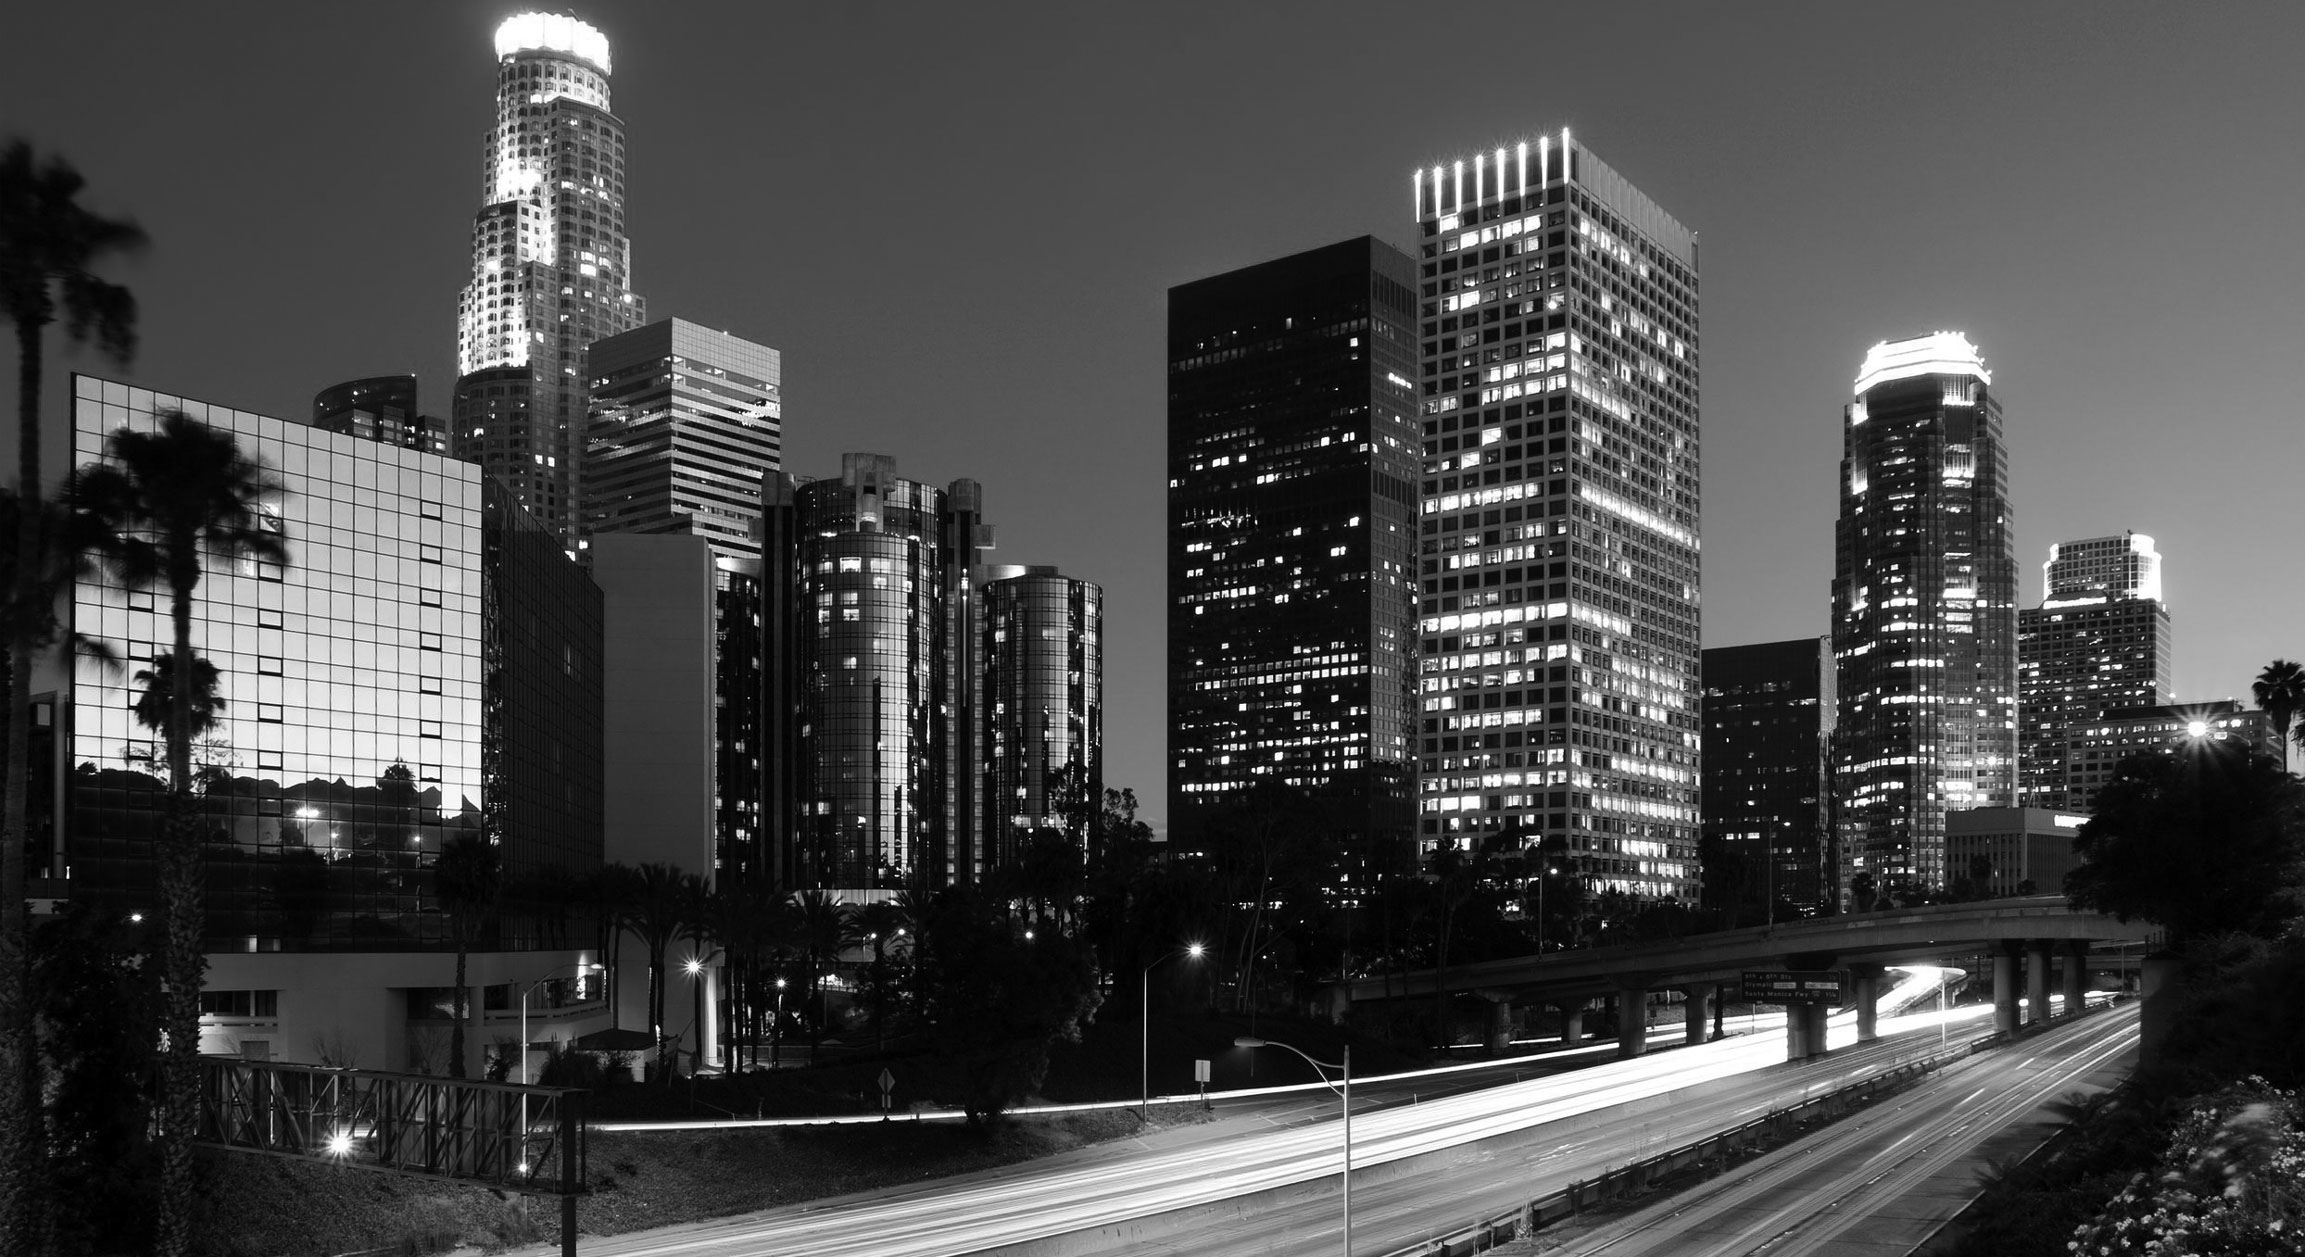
[1410,133,1702,901]
[1831,333,2018,900]
[1700,637,1834,919]
[1166,237,1423,859]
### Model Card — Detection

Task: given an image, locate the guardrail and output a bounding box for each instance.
[1377,1031,2007,1257]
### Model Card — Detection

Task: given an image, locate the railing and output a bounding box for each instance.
[197,1056,587,1197]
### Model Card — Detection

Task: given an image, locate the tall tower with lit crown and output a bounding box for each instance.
[1831,332,2018,900]
[454,12,645,543]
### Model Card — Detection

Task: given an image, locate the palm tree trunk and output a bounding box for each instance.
[0,317,50,1257]
[154,790,205,1257]
[449,941,470,1080]
[154,585,204,1257]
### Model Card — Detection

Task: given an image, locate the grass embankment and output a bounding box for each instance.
[197,1009,1419,1257]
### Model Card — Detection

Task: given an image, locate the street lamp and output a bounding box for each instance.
[517,960,602,1175]
[1236,1036,1351,1255]
[681,952,716,1074]
[1141,942,1206,1115]
[771,976,787,1067]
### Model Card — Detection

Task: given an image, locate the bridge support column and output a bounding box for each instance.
[1617,985,1649,1059]
[1485,997,1515,1055]
[1993,946,2021,1037]
[1850,964,1883,1044]
[1558,1001,1586,1047]
[1326,982,1352,1025]
[2139,951,2182,1067]
[2026,941,2053,1028]
[1785,1002,1828,1061]
[2061,943,2088,1018]
[1682,983,1715,1046]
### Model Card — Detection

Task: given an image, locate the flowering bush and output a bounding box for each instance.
[2068,1078,2305,1255]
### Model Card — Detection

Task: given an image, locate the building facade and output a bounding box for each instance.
[583,318,783,552]
[1166,237,1422,864]
[312,375,448,455]
[1831,332,2018,899]
[1699,637,1834,918]
[1945,807,2082,898]
[453,12,646,543]
[2018,532,2173,809]
[982,566,1103,867]
[1410,133,1702,901]
[777,455,993,894]
[54,375,604,1070]
[2063,700,2274,812]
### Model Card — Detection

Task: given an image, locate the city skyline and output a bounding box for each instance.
[8,3,2303,835]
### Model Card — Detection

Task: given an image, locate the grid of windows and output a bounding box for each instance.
[1166,237,1422,860]
[67,376,486,951]
[1410,135,1701,901]
[1699,638,1835,915]
[1831,334,2019,896]
[983,571,1102,867]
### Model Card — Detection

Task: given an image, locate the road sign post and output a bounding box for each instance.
[878,1067,894,1119]
[1194,1058,1210,1111]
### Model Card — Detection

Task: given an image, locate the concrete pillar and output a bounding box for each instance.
[1806,1004,1832,1057]
[1785,1002,1807,1062]
[2061,943,2088,1019]
[1993,948,2021,1037]
[1486,998,1514,1055]
[2026,941,2052,1028]
[1682,983,1715,1046]
[1850,965,1882,1044]
[1326,982,1352,1025]
[1617,985,1649,1059]
[2139,951,2182,1067]
[1558,1001,1586,1046]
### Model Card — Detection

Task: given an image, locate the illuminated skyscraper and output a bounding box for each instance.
[981,566,1103,866]
[2018,532,2173,809]
[453,12,645,543]
[1410,134,1702,901]
[1831,332,2018,899]
[1166,237,1422,861]
[312,375,447,455]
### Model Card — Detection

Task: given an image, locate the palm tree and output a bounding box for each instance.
[578,862,639,1027]
[70,411,283,1257]
[624,863,689,1058]
[0,139,143,1256]
[2252,659,2305,773]
[675,874,716,1070]
[791,889,857,1048]
[433,834,503,1080]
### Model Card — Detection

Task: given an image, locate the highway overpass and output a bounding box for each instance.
[1337,896,2158,1061]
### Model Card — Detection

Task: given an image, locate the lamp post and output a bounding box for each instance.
[1141,942,1206,1115]
[517,961,602,1175]
[1236,1036,1351,1255]
[681,952,718,1074]
[771,977,787,1067]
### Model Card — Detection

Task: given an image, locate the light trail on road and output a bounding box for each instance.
[523,978,2016,1257]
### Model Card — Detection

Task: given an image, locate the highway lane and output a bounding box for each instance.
[1543,1002,2138,1257]
[517,977,1995,1257]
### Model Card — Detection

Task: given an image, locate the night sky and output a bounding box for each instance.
[8,2,2300,834]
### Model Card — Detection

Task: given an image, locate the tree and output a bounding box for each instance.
[0,138,142,1257]
[70,410,283,1257]
[434,834,502,1079]
[790,888,857,1048]
[2065,741,2305,948]
[916,892,1102,1126]
[2252,659,2305,773]
[31,905,160,1256]
[622,863,689,1057]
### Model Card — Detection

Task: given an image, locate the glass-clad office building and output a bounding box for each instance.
[60,375,601,952]
[981,567,1102,866]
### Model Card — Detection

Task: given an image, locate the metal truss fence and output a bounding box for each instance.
[198,1056,587,1197]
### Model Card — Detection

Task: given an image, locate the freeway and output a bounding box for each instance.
[1541,1002,2138,1257]
[527,972,2006,1257]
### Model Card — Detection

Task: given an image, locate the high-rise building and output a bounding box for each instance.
[1409,133,1702,900]
[2018,532,2173,809]
[453,13,645,543]
[981,566,1103,866]
[51,375,605,1071]
[312,374,448,455]
[773,455,993,894]
[1831,332,2018,899]
[584,318,783,554]
[1166,237,1422,862]
[1699,638,1835,918]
